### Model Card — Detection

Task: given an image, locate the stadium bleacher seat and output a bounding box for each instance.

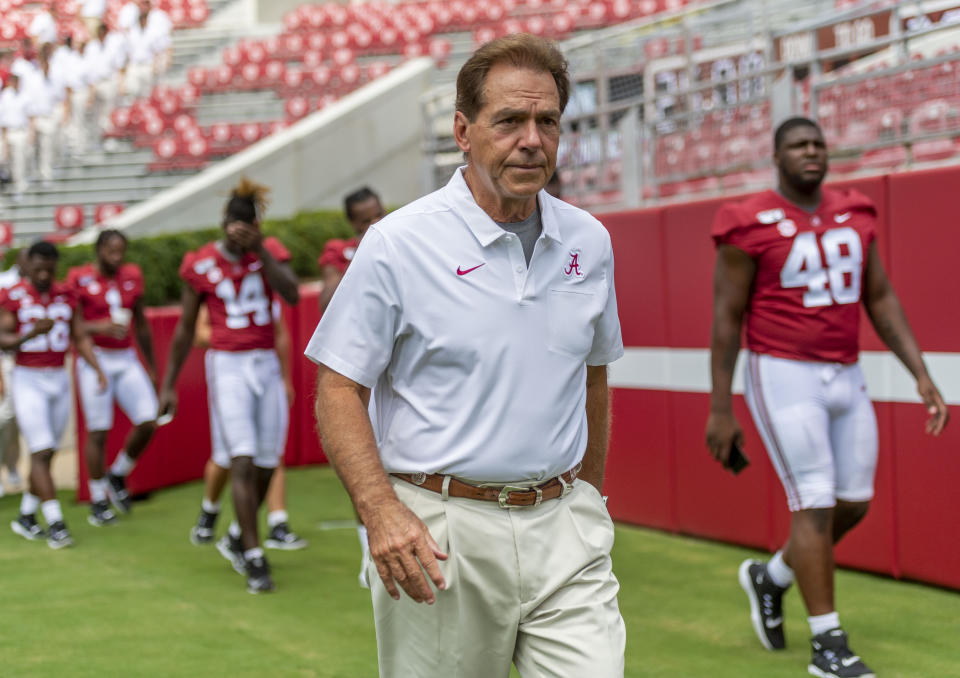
[94,203,125,225]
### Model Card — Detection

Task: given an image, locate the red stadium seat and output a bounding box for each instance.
[285,96,310,121]
[153,137,179,161]
[0,222,13,249]
[94,204,125,225]
[54,205,86,232]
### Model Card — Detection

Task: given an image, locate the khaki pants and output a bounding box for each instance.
[33,113,59,182]
[372,477,626,678]
[93,77,118,136]
[5,127,29,194]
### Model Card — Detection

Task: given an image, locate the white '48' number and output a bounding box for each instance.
[780,227,863,307]
[216,273,270,329]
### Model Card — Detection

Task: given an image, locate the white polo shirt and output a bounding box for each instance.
[0,86,29,129]
[28,12,57,46]
[305,168,623,483]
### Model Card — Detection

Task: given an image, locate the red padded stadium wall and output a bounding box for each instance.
[600,173,960,590]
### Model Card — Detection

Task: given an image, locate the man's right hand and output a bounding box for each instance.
[32,318,54,336]
[157,388,177,421]
[364,498,448,604]
[706,410,744,468]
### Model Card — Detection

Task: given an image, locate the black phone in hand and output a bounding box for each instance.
[727,442,750,475]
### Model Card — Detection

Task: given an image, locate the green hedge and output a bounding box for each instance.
[4,209,355,307]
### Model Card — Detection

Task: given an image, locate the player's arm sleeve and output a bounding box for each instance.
[711,204,760,257]
[178,252,204,294]
[317,241,346,272]
[304,229,400,388]
[263,236,291,263]
[586,232,624,366]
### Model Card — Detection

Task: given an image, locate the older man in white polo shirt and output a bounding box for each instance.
[307,34,626,678]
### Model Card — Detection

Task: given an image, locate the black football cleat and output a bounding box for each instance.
[739,559,787,650]
[808,628,875,678]
[105,473,132,514]
[189,509,218,545]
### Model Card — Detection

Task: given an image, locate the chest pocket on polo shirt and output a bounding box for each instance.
[547,288,602,358]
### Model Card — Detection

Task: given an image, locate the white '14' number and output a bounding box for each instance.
[780,227,862,307]
[216,274,270,329]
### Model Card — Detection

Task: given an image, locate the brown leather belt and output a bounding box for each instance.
[392,467,579,508]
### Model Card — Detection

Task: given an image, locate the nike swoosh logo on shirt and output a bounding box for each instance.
[457,263,485,276]
[834,212,852,223]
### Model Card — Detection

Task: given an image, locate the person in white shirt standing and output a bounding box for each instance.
[307,33,626,678]
[84,23,127,145]
[117,0,140,33]
[0,74,32,199]
[80,0,107,39]
[143,0,173,78]
[51,35,89,158]
[27,3,58,49]
[124,11,156,101]
[23,44,67,187]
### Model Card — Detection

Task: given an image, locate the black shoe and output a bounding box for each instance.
[189,510,218,545]
[88,500,118,527]
[10,513,46,541]
[106,473,132,514]
[245,554,276,594]
[47,521,74,550]
[808,628,875,678]
[739,559,787,650]
[264,522,307,550]
[216,534,246,575]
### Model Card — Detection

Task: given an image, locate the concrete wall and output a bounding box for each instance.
[254,0,306,24]
[77,58,435,240]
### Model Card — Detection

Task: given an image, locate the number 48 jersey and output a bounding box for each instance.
[712,188,877,364]
[0,280,76,367]
[180,237,291,352]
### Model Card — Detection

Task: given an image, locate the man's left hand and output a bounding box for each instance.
[917,375,949,436]
[225,221,263,253]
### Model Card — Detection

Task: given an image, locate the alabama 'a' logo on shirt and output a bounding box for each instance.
[563,250,584,278]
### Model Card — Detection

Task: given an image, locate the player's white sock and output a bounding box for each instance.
[89,478,108,503]
[243,547,264,561]
[20,492,40,516]
[41,499,63,526]
[267,510,288,528]
[228,521,241,539]
[201,498,220,514]
[808,611,841,637]
[767,550,794,588]
[110,451,134,477]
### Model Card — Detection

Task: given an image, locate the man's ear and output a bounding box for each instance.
[453,110,471,154]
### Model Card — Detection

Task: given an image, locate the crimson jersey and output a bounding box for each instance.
[0,280,76,367]
[180,237,291,352]
[712,188,877,364]
[317,237,359,274]
[66,263,144,350]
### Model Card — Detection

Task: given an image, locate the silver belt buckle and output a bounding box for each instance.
[410,472,427,486]
[497,484,541,508]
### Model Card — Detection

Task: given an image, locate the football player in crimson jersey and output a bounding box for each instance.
[316,186,385,312]
[187,303,307,551]
[158,178,299,594]
[707,118,948,678]
[68,229,159,526]
[2,241,107,549]
[317,186,384,587]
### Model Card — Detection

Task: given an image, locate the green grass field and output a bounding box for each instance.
[0,467,957,677]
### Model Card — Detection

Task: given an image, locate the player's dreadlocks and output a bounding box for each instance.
[224,176,270,225]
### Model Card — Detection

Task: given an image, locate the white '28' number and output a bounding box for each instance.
[780,227,862,307]
[216,274,270,329]
[19,303,72,352]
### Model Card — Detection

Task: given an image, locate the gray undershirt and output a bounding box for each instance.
[496,205,542,266]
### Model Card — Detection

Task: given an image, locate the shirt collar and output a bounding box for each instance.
[444,166,564,247]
